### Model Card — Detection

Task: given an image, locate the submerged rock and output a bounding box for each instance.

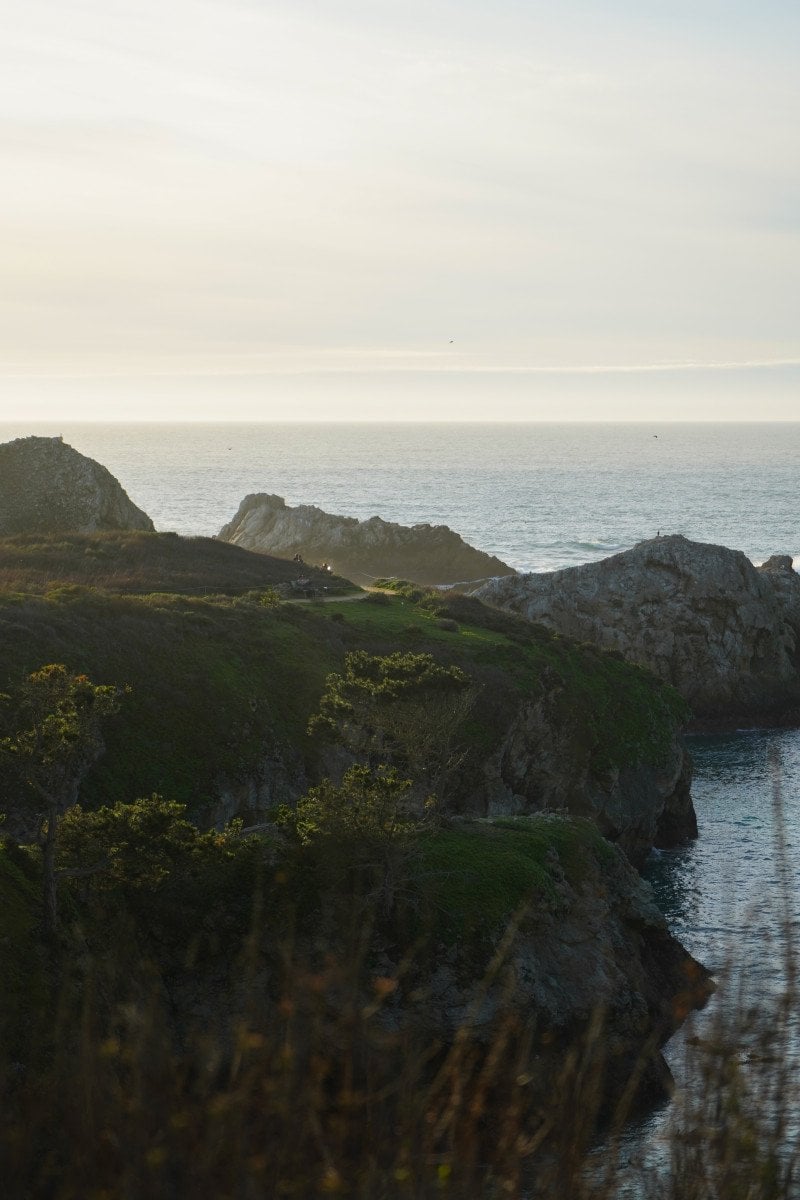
[474,535,800,720]
[0,436,154,535]
[217,493,513,586]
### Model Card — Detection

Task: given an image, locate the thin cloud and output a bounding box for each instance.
[4,357,800,379]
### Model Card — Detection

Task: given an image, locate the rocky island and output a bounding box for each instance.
[218,492,514,585]
[0,436,154,534]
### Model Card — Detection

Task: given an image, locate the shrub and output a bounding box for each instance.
[275,764,430,919]
[308,651,475,803]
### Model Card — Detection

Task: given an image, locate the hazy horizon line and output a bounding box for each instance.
[4,417,800,427]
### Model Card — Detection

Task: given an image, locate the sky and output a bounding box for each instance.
[2,0,799,421]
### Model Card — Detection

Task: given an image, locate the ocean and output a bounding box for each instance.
[1,421,798,573]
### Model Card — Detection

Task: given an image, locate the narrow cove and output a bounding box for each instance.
[614,727,800,1190]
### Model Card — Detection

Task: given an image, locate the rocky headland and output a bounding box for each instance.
[0,578,695,866]
[217,492,514,585]
[478,662,694,866]
[0,436,154,535]
[0,532,707,1179]
[400,818,709,1107]
[474,534,800,723]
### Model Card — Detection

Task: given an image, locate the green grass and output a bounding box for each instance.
[414,816,615,945]
[0,567,687,826]
[324,591,688,772]
[0,589,340,814]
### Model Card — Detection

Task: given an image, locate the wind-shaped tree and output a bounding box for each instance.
[0,664,123,935]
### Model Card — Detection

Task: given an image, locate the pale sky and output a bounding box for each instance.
[2,0,799,420]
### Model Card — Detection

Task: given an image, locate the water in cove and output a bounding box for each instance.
[3,419,799,1164]
[612,727,800,1187]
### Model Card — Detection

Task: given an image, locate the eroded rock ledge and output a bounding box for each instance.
[218,493,514,585]
[473,534,800,721]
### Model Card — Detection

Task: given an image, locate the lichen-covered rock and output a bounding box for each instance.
[218,493,513,585]
[0,437,154,534]
[474,535,800,720]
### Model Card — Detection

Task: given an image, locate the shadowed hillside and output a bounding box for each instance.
[0,531,352,595]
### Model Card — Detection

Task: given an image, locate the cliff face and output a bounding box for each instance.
[474,535,800,720]
[0,437,154,535]
[218,493,513,585]
[480,690,694,868]
[388,818,710,1109]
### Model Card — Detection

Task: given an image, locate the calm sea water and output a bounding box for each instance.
[1,421,798,572]
[613,729,800,1188]
[648,731,800,983]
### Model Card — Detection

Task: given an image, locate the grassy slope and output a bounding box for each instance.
[0,573,687,817]
[414,815,616,946]
[324,589,689,771]
[0,530,353,595]
[0,589,339,810]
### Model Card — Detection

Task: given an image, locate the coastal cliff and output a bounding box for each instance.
[217,492,513,585]
[402,817,708,1104]
[474,534,800,721]
[0,804,710,1194]
[0,567,694,862]
[0,436,154,535]
[0,538,707,1188]
[481,683,694,866]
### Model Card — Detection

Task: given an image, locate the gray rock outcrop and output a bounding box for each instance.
[218,493,513,585]
[474,535,800,719]
[0,436,154,535]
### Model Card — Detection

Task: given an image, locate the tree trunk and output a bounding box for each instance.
[42,805,58,937]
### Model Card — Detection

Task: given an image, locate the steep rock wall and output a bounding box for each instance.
[385,819,711,1109]
[479,692,694,868]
